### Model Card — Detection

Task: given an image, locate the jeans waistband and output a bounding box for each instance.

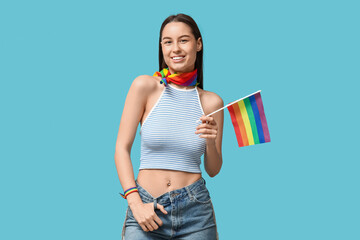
[135,177,207,204]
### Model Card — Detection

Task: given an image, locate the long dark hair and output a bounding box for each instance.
[158,13,204,89]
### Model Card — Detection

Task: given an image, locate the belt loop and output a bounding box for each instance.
[153,198,157,210]
[185,186,194,200]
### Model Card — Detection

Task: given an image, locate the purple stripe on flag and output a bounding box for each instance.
[254,92,270,142]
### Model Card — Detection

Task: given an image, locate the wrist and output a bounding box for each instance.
[206,139,216,146]
[127,192,142,207]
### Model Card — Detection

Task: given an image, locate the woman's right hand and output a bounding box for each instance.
[130,202,168,232]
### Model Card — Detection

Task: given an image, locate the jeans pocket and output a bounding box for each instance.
[193,187,211,204]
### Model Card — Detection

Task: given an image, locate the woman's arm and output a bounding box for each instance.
[196,92,224,177]
[114,75,167,232]
[114,75,149,205]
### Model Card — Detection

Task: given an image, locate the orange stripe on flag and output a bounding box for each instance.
[233,101,249,146]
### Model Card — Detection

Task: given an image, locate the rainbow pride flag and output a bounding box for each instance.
[227,91,270,147]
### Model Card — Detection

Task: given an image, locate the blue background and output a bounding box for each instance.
[1,0,359,239]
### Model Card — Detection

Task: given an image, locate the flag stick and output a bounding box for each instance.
[196,90,262,122]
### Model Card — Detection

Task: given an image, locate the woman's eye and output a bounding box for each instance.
[163,39,188,45]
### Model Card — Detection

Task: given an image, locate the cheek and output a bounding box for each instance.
[162,46,170,56]
[161,49,170,63]
[187,45,198,59]
[187,49,197,62]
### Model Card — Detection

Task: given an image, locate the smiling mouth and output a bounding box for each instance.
[171,56,185,63]
[171,56,185,60]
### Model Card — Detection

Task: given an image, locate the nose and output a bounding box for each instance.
[172,42,181,52]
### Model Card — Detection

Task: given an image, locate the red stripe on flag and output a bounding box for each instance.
[227,105,244,147]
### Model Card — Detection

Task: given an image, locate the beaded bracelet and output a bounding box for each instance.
[120,187,138,199]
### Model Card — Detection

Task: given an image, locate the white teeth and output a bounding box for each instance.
[172,56,184,60]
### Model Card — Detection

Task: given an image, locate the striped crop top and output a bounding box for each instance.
[139,83,207,173]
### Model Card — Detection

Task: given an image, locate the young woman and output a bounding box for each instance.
[114,13,224,240]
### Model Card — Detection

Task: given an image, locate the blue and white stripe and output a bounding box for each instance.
[139,84,206,173]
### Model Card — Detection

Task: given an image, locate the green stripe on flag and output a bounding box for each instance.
[244,98,259,144]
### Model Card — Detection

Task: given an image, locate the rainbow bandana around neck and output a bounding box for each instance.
[153,68,199,87]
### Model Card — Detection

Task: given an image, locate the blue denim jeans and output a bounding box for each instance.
[121,177,219,239]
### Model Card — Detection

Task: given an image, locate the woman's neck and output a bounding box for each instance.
[168,66,195,76]
[168,82,196,90]
[165,66,197,89]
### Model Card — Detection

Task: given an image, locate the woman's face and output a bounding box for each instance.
[161,22,202,74]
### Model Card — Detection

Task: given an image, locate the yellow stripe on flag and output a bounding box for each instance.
[238,100,254,145]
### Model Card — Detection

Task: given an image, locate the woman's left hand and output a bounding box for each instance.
[195,115,218,144]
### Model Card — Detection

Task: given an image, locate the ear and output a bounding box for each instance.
[196,37,202,52]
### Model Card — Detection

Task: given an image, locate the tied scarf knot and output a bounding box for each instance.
[160,77,168,86]
[153,68,199,87]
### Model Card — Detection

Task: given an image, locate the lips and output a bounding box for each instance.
[171,56,185,62]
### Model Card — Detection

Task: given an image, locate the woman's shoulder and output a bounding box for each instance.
[197,88,224,114]
[133,75,158,87]
[129,74,162,94]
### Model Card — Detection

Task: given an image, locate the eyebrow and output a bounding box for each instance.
[162,35,191,40]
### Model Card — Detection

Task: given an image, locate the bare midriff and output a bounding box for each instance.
[137,169,202,199]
